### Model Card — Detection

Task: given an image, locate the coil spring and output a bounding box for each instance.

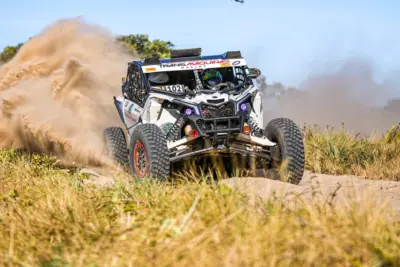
[248,116,263,137]
[166,116,185,142]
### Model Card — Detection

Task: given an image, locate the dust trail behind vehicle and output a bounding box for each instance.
[260,59,400,136]
[0,18,135,166]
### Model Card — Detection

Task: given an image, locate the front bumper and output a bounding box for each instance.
[169,145,272,163]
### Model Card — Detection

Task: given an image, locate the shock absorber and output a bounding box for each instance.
[247,116,263,137]
[166,116,185,142]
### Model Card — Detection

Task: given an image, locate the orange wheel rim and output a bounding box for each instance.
[133,140,148,178]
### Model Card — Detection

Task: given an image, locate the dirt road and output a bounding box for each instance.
[82,168,400,216]
[222,171,400,216]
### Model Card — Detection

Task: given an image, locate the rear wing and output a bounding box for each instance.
[143,58,248,73]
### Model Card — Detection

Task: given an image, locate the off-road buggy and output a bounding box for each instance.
[103,48,305,184]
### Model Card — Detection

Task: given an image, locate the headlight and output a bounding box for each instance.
[236,93,251,112]
[171,99,200,116]
[184,107,194,116]
[239,103,248,112]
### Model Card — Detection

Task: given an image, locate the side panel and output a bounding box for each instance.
[141,98,161,125]
[121,98,143,129]
[141,96,177,127]
[251,91,263,128]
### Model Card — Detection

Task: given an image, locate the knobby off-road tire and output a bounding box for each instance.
[264,118,305,185]
[129,123,170,180]
[104,127,129,168]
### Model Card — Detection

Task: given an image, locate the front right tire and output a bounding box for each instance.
[129,123,170,180]
[103,126,129,169]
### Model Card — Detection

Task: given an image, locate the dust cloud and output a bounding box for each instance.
[0,18,136,167]
[260,58,400,136]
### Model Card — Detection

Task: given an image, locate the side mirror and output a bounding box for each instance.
[248,68,261,79]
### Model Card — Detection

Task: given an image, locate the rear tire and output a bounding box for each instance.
[104,127,129,169]
[129,123,170,180]
[264,118,305,185]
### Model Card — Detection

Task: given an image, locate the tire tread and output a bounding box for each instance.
[265,118,305,184]
[130,124,170,180]
[104,127,129,167]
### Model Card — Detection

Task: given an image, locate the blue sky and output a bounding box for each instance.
[1,0,399,87]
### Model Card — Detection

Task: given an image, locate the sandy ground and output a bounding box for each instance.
[221,171,400,216]
[82,168,400,216]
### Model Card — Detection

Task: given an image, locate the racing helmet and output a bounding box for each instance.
[201,68,223,89]
[148,72,169,84]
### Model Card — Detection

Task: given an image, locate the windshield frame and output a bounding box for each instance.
[145,65,253,92]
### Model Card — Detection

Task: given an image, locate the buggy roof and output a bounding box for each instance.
[131,50,248,73]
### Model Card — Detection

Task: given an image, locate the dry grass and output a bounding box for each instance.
[0,147,400,267]
[304,125,400,180]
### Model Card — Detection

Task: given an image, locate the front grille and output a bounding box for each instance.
[207,98,225,104]
[197,117,241,134]
[200,102,235,118]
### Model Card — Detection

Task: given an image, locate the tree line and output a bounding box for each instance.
[0,34,174,63]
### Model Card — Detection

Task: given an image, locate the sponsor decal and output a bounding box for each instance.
[160,60,231,69]
[186,60,230,66]
[123,101,142,117]
[128,103,135,114]
[125,114,137,125]
[124,105,140,125]
[160,62,186,68]
[143,59,246,72]
[220,61,231,67]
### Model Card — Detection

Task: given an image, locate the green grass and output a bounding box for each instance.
[304,125,400,180]
[0,147,399,266]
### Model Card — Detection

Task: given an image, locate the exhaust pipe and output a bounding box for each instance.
[184,124,199,140]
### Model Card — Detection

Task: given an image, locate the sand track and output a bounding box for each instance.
[222,171,400,216]
[79,167,400,216]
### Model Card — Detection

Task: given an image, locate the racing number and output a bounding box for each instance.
[169,85,179,92]
[157,85,184,92]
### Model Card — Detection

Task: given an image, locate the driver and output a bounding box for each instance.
[200,68,224,89]
[148,72,169,85]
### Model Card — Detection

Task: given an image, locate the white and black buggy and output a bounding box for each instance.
[104,48,305,184]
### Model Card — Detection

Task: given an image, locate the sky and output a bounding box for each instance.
[1,0,399,87]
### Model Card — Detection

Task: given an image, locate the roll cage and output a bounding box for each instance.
[121,48,258,107]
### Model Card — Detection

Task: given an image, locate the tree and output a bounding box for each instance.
[116,34,174,58]
[0,34,174,63]
[0,43,23,63]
